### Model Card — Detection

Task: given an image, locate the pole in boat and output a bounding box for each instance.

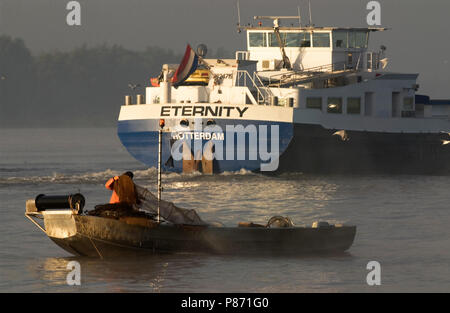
[157,118,165,223]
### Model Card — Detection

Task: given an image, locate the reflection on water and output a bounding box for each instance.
[26,252,357,293]
[29,256,174,292]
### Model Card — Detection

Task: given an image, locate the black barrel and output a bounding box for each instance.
[35,193,85,211]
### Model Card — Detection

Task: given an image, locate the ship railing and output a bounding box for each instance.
[235,70,272,105]
[253,72,275,101]
[267,61,355,87]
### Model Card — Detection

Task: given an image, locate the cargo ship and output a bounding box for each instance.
[117,16,450,174]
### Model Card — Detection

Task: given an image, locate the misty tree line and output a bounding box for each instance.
[0,35,230,127]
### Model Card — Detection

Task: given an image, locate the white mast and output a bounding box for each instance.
[237,0,241,27]
[308,0,313,26]
[157,119,165,223]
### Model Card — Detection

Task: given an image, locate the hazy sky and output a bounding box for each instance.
[1,0,450,97]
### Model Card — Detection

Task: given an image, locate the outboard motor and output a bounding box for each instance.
[34,193,85,214]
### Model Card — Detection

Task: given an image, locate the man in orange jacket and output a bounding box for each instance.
[105,171,134,204]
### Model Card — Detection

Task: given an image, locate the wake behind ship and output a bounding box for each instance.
[117,15,450,175]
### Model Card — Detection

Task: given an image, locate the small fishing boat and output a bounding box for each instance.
[25,120,356,258]
[25,197,356,258]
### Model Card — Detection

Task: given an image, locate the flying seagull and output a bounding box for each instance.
[128,83,141,90]
[440,132,450,145]
[333,130,349,141]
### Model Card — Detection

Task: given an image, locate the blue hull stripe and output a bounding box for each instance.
[118,119,293,172]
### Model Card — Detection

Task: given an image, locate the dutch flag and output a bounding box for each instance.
[172,44,199,86]
[150,44,199,87]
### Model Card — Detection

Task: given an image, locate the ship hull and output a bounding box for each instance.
[118,118,293,173]
[279,124,450,175]
[118,118,450,175]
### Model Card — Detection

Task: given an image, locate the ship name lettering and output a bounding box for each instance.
[161,106,248,118]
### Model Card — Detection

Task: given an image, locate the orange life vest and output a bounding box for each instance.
[105,176,120,203]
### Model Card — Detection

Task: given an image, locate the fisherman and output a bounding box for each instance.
[105,171,138,206]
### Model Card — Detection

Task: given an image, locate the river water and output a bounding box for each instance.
[0,128,449,292]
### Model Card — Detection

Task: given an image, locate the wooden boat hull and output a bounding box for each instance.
[41,212,356,258]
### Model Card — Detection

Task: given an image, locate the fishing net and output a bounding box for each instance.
[134,184,207,226]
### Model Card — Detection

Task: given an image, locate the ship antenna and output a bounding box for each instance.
[236,0,242,32]
[308,0,313,26]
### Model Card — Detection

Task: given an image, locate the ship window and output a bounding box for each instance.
[348,31,368,49]
[285,32,311,47]
[333,31,348,48]
[312,33,330,47]
[348,32,355,48]
[249,32,267,47]
[306,97,322,110]
[355,31,368,48]
[347,53,353,67]
[294,32,311,47]
[269,32,311,47]
[347,97,361,114]
[327,97,342,113]
[269,32,283,47]
[403,97,414,110]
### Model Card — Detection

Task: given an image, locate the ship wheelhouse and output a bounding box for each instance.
[243,26,384,72]
[233,23,429,120]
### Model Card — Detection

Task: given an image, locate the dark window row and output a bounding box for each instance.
[306,97,361,114]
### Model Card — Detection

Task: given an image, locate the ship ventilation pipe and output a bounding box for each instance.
[160,64,172,104]
[136,94,143,105]
[125,95,131,106]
